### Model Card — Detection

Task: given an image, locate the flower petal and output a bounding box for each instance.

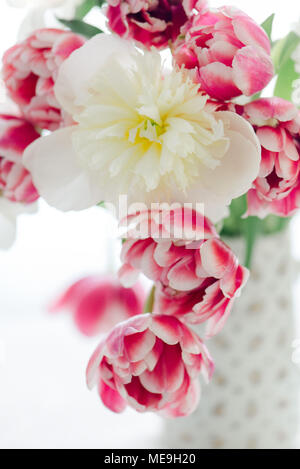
[106,314,152,358]
[257,126,283,152]
[200,238,237,279]
[197,119,260,202]
[232,16,271,53]
[140,344,184,394]
[198,62,241,100]
[0,202,17,249]
[244,98,297,125]
[160,377,201,418]
[54,34,136,115]
[23,127,103,211]
[98,379,127,413]
[124,329,156,362]
[232,46,274,97]
[150,315,182,345]
[118,263,140,288]
[167,256,203,291]
[86,341,105,390]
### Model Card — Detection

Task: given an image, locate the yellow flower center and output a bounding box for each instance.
[128,117,165,146]
[71,50,230,196]
[264,118,278,128]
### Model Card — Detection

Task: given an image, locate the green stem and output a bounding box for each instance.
[221,196,290,269]
[143,285,156,314]
[244,217,260,269]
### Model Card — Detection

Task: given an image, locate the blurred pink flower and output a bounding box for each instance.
[119,208,248,338]
[106,0,208,49]
[2,28,85,130]
[173,6,274,100]
[86,313,214,416]
[243,98,300,217]
[49,275,145,337]
[0,114,39,203]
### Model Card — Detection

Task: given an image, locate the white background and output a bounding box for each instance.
[0,0,300,449]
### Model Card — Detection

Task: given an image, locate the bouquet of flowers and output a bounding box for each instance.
[2,0,300,418]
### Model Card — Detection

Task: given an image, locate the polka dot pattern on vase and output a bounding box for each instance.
[162,231,300,449]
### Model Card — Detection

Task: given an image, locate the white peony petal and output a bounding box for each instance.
[192,112,261,205]
[216,111,261,154]
[0,198,37,250]
[23,127,103,211]
[199,131,260,200]
[54,34,137,116]
[0,210,17,250]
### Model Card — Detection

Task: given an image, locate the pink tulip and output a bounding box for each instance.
[243,98,300,218]
[86,313,214,416]
[0,114,39,203]
[119,208,248,338]
[173,6,274,100]
[106,0,208,49]
[2,28,85,131]
[49,275,145,337]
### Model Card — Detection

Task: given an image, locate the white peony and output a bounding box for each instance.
[24,35,261,223]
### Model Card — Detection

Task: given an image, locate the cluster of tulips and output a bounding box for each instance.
[1,0,300,416]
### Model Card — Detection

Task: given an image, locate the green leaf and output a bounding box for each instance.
[220,195,247,237]
[261,13,275,41]
[274,57,298,101]
[272,31,300,72]
[58,18,103,38]
[271,39,284,72]
[75,0,105,19]
[75,0,97,19]
[261,215,291,235]
[278,32,299,68]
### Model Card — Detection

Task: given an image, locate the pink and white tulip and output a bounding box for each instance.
[173,6,274,100]
[0,114,39,203]
[119,208,249,338]
[243,98,300,218]
[0,114,39,249]
[2,29,85,130]
[86,313,214,417]
[49,275,145,337]
[106,0,208,49]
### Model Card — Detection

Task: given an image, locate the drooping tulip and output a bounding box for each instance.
[87,313,214,417]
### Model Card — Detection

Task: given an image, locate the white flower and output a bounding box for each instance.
[291,45,300,106]
[7,0,84,39]
[0,197,37,250]
[7,0,82,12]
[292,18,300,37]
[292,79,300,107]
[24,35,261,222]
[292,42,300,73]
